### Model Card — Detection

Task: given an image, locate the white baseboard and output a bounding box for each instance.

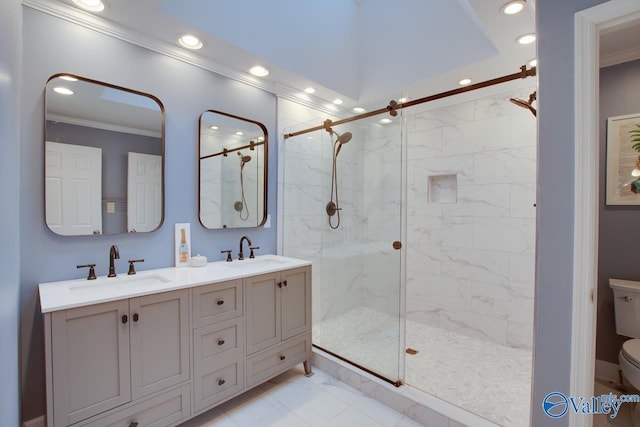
[22,415,45,427]
[595,358,621,383]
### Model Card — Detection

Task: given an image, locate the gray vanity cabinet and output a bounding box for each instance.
[49,300,131,426]
[245,266,312,387]
[47,289,190,426]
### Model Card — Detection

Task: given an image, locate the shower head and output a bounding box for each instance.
[334,131,352,157]
[509,91,537,117]
[238,152,252,166]
[336,131,352,145]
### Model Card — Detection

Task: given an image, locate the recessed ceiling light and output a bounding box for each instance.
[517,33,536,45]
[59,75,78,81]
[379,118,392,124]
[353,107,366,113]
[459,78,472,86]
[501,1,525,15]
[235,131,244,136]
[209,125,218,130]
[53,87,74,95]
[72,0,104,12]
[528,58,538,67]
[332,98,343,105]
[178,34,203,50]
[304,87,316,94]
[249,65,269,77]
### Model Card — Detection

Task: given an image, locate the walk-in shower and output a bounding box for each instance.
[280,66,536,426]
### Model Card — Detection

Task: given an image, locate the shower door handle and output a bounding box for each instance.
[393,241,402,250]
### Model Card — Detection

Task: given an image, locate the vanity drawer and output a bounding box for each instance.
[192,280,242,327]
[194,318,242,360]
[246,333,311,387]
[193,318,244,411]
[194,361,243,411]
[79,383,190,427]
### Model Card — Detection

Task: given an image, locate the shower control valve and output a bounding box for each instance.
[249,246,260,258]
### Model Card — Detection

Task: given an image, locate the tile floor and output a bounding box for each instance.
[179,366,424,427]
[593,378,636,427]
[313,307,532,426]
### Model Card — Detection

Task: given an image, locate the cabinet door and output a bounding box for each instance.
[245,272,281,354]
[281,266,312,340]
[129,289,190,399]
[51,300,131,426]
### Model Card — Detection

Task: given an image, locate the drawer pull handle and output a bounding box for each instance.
[133,313,139,322]
[217,300,224,306]
[218,379,226,386]
[121,314,128,324]
[129,422,139,427]
[280,355,286,361]
[217,339,225,346]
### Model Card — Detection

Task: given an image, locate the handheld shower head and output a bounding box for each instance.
[238,152,252,168]
[509,91,537,117]
[334,131,352,157]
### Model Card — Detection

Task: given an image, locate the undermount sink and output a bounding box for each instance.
[224,255,290,269]
[68,273,171,291]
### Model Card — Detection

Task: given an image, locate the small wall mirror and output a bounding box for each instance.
[199,110,267,229]
[45,74,164,236]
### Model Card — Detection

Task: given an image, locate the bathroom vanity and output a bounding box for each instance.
[39,255,312,427]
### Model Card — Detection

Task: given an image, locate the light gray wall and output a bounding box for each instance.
[20,7,277,422]
[533,0,607,426]
[596,59,640,363]
[0,0,22,426]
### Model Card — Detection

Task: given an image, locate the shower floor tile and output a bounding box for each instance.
[313,307,532,426]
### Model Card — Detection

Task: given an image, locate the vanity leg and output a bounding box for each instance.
[303,360,313,377]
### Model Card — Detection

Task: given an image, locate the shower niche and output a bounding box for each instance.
[428,174,457,203]
[198,110,268,229]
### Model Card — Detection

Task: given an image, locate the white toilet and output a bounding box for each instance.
[610,278,640,391]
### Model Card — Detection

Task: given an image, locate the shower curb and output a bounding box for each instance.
[311,348,501,427]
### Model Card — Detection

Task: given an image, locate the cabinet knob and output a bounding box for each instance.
[217,300,224,306]
[218,379,226,386]
[129,422,139,427]
[133,313,139,322]
[121,314,128,324]
[217,339,225,346]
[283,280,288,287]
[277,282,282,288]
[280,355,286,361]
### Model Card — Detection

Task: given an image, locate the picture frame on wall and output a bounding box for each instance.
[606,113,640,205]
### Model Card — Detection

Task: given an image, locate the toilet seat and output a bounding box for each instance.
[622,339,640,369]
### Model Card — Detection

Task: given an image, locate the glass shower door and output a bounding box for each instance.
[309,115,405,384]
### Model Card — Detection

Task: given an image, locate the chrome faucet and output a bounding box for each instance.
[108,245,120,277]
[238,236,251,260]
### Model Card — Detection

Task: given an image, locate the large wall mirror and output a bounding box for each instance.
[199,110,267,229]
[44,74,164,236]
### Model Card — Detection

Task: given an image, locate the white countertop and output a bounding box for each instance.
[39,254,311,313]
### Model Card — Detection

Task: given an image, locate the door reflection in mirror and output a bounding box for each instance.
[44,74,164,236]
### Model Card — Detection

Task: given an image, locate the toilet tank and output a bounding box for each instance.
[610,278,640,338]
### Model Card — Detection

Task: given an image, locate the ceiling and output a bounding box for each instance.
[26,0,540,114]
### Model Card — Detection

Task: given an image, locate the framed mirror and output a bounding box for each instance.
[45,74,164,236]
[199,110,267,229]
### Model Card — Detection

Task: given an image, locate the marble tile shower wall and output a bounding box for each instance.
[405,86,537,349]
